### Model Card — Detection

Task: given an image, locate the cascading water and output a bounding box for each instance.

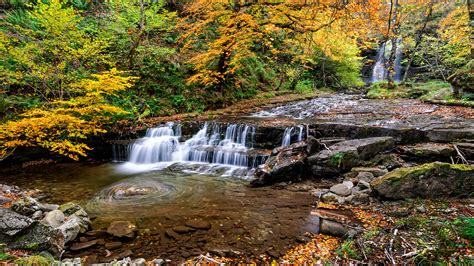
[125,122,265,172]
[297,125,304,142]
[281,127,294,147]
[281,125,305,147]
[371,39,402,83]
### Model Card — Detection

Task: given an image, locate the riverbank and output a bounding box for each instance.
[1,93,473,264]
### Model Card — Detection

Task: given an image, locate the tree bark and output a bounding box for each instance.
[402,1,433,83]
[386,0,399,89]
[127,0,146,68]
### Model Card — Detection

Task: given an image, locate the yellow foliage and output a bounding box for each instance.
[180,0,384,89]
[0,69,136,160]
[438,5,471,60]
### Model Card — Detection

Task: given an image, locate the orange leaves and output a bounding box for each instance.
[282,234,340,263]
[0,70,136,160]
[180,0,384,90]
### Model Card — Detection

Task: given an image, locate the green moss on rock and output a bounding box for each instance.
[371,162,474,199]
[14,255,52,265]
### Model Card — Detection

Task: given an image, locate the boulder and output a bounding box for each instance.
[251,141,310,186]
[59,202,90,233]
[371,162,474,199]
[42,210,65,228]
[7,222,65,256]
[329,184,351,196]
[0,208,34,237]
[399,143,455,161]
[308,137,395,177]
[58,216,82,243]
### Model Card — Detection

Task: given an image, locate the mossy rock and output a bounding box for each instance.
[14,255,52,266]
[371,162,474,199]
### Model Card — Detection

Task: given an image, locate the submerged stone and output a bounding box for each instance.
[185,220,212,230]
[107,221,136,238]
[371,162,474,199]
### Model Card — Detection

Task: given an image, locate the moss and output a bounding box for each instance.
[0,253,15,261]
[371,162,474,187]
[14,255,51,266]
[329,152,345,167]
[26,242,40,250]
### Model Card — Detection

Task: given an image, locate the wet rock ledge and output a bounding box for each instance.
[251,136,474,202]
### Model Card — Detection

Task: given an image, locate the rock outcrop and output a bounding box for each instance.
[308,137,395,177]
[251,140,312,186]
[371,162,474,199]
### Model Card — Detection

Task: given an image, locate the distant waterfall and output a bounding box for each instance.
[127,122,262,168]
[371,39,402,83]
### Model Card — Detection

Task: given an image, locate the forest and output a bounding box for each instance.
[1,0,471,160]
[0,0,473,265]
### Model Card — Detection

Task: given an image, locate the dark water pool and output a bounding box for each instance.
[0,161,316,262]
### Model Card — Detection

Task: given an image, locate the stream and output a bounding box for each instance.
[1,94,472,262]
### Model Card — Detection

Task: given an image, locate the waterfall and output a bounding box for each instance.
[371,39,402,83]
[371,42,387,83]
[282,125,305,147]
[281,127,294,147]
[127,122,261,168]
[297,125,304,142]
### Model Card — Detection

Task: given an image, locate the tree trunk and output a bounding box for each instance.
[402,1,433,83]
[386,0,399,89]
[468,0,474,59]
[127,0,146,68]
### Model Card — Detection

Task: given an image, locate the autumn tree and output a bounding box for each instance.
[1,0,111,101]
[0,69,136,160]
[179,0,384,103]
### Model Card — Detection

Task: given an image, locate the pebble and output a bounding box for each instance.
[132,258,146,266]
[342,181,354,190]
[107,221,135,238]
[104,241,122,250]
[416,205,427,213]
[153,258,164,265]
[165,228,180,239]
[185,220,212,230]
[70,239,98,251]
[172,225,195,234]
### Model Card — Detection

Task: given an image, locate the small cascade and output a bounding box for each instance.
[371,39,402,83]
[126,122,264,169]
[281,125,305,147]
[128,122,181,164]
[281,127,294,147]
[297,125,304,142]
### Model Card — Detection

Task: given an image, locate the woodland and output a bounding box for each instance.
[0,0,472,160]
[0,0,473,265]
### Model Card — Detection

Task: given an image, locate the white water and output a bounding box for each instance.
[126,122,260,171]
[281,125,305,147]
[281,127,294,147]
[371,39,402,83]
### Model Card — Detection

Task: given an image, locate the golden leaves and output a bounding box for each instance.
[180,0,384,89]
[0,70,136,160]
